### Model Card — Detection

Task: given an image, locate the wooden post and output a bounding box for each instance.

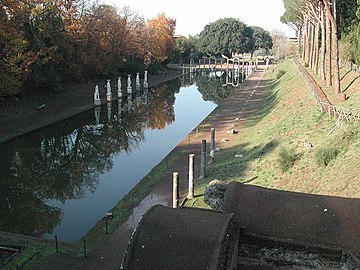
[172,172,179,208]
[200,140,206,179]
[188,154,195,199]
[210,128,215,163]
[105,218,108,234]
[83,239,87,258]
[55,235,59,253]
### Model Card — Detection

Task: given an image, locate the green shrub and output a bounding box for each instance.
[277,147,299,172]
[276,69,286,79]
[315,146,340,167]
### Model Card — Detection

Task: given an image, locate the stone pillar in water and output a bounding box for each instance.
[188,154,195,199]
[143,71,148,88]
[117,76,123,98]
[143,87,148,105]
[127,75,132,94]
[136,94,141,107]
[209,128,215,163]
[172,172,179,208]
[95,106,101,126]
[106,79,112,102]
[200,139,206,179]
[94,85,101,106]
[118,98,122,119]
[127,94,132,112]
[107,102,112,127]
[136,73,140,90]
[242,60,245,79]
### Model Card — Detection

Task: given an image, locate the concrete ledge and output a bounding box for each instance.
[121,205,238,270]
[222,182,360,253]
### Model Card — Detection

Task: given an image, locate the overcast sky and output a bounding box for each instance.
[103,0,294,37]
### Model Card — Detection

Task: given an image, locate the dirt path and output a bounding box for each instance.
[34,67,271,269]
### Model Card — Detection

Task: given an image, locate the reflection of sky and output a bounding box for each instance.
[44,84,216,242]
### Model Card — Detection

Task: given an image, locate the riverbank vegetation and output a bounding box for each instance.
[0,1,274,98]
[281,0,360,96]
[0,0,177,96]
[189,58,360,210]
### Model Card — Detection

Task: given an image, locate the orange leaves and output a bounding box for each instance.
[146,13,176,63]
[0,0,179,96]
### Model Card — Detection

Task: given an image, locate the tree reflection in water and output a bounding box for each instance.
[182,70,236,105]
[0,79,180,237]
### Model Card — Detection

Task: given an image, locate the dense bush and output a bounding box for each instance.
[315,146,340,167]
[277,147,299,172]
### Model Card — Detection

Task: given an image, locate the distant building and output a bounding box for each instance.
[288,37,298,44]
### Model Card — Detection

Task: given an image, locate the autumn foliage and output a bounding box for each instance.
[0,0,177,96]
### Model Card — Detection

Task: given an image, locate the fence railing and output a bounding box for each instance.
[293,58,360,123]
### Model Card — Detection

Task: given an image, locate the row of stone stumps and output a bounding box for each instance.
[172,128,216,208]
[94,71,148,106]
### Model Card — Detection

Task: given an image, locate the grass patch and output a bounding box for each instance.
[276,69,286,79]
[315,146,340,167]
[187,57,360,210]
[277,147,300,172]
[0,237,61,270]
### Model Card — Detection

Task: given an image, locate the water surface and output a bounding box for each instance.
[0,74,235,242]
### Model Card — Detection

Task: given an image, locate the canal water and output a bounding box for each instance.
[0,73,236,242]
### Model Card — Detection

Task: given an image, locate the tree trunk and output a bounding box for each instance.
[309,23,314,69]
[305,17,311,65]
[302,16,307,61]
[319,4,326,81]
[323,0,340,94]
[325,11,332,87]
[331,24,340,94]
[313,22,320,74]
[331,0,340,94]
[298,26,302,57]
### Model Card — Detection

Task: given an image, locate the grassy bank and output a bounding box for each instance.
[304,61,360,109]
[188,58,360,209]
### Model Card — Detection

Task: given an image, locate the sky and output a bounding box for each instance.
[104,0,295,37]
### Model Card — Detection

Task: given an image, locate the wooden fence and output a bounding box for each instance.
[293,58,360,124]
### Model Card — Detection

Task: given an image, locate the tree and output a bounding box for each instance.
[339,0,360,64]
[146,13,176,64]
[280,1,304,56]
[173,36,197,64]
[251,26,273,55]
[281,0,342,94]
[84,5,127,75]
[197,18,254,57]
[323,0,340,94]
[337,0,358,36]
[0,0,29,96]
[270,29,288,60]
